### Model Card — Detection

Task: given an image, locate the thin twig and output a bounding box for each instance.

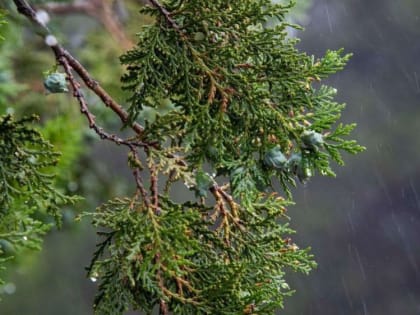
[129,148,151,208]
[59,53,152,209]
[150,163,160,214]
[59,55,145,147]
[133,167,150,208]
[59,48,144,134]
[159,298,168,315]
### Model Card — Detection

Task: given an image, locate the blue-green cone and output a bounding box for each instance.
[301,130,324,150]
[264,147,287,170]
[44,72,68,94]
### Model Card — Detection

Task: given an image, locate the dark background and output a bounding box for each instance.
[1,1,420,314]
[285,1,420,314]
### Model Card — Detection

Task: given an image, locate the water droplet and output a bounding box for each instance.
[90,272,99,283]
[280,282,290,290]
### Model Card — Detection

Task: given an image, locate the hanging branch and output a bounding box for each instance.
[10,1,364,314]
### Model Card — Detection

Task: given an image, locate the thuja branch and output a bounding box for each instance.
[10,1,364,314]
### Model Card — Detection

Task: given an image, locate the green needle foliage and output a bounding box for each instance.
[0,114,79,282]
[82,1,364,314]
[120,1,363,195]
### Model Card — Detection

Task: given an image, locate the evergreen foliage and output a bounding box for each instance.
[0,114,78,283]
[2,1,364,314]
[84,0,364,314]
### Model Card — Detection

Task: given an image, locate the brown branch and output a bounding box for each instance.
[159,299,168,315]
[215,185,239,219]
[133,167,150,208]
[58,48,144,135]
[210,185,245,243]
[130,149,151,209]
[209,186,231,245]
[59,55,126,144]
[14,0,37,20]
[150,163,160,214]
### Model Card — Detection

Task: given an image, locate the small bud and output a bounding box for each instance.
[267,134,277,143]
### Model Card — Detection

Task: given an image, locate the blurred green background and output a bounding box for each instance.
[1,0,420,314]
